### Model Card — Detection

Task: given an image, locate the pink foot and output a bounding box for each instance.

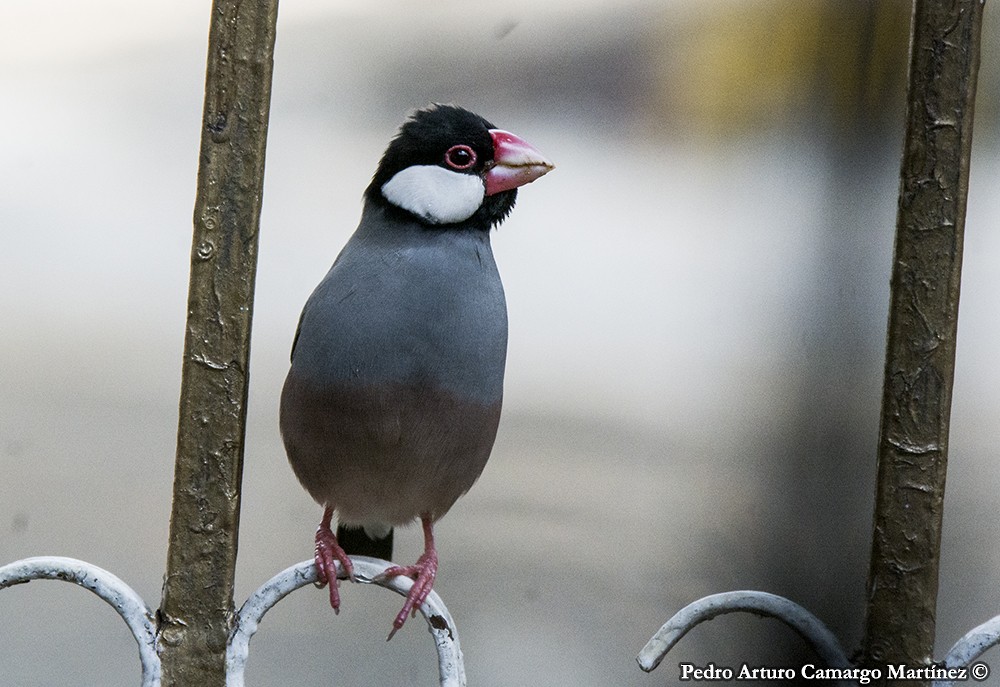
[314,506,354,613]
[380,514,438,640]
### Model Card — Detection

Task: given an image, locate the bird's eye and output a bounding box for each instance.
[444,145,477,170]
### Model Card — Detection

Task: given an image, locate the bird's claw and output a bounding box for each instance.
[380,550,438,640]
[315,523,355,613]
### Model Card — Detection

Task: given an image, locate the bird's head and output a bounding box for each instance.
[366,104,554,230]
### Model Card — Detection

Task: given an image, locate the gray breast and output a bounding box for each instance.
[290,204,508,403]
[279,203,509,523]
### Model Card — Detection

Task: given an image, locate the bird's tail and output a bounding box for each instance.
[337,524,394,561]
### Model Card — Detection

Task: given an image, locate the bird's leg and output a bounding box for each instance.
[379,513,439,640]
[314,505,355,613]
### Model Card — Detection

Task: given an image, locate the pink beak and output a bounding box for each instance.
[484,129,555,196]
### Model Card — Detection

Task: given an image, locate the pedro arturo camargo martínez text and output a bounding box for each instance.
[679,662,974,683]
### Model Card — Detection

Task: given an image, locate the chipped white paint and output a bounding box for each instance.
[227,557,466,687]
[3,555,1000,686]
[937,614,1000,687]
[1,554,466,687]
[637,590,850,675]
[0,556,161,687]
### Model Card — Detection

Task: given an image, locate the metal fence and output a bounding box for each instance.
[2,1,997,685]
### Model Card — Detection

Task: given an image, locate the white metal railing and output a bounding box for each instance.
[0,556,464,687]
[5,556,1000,685]
[635,590,1000,686]
[0,557,160,687]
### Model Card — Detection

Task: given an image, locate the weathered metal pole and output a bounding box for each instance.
[158,1,279,685]
[861,0,983,675]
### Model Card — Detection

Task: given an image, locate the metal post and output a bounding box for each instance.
[158,1,279,685]
[861,0,983,674]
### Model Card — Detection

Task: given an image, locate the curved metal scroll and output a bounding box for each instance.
[936,615,1000,687]
[636,590,851,672]
[0,556,161,687]
[227,558,466,687]
[1,555,466,687]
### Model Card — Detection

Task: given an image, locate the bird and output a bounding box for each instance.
[279,104,553,639]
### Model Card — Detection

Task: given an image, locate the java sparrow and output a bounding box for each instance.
[279,104,553,638]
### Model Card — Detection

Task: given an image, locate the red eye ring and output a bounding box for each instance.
[444,144,477,170]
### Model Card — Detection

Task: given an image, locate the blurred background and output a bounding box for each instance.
[2,0,1000,684]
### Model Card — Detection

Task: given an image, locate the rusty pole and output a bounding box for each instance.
[158,1,279,685]
[861,0,984,674]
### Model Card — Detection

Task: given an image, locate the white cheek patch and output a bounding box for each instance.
[381,165,485,225]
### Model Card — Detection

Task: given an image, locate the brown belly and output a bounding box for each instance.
[279,370,502,525]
